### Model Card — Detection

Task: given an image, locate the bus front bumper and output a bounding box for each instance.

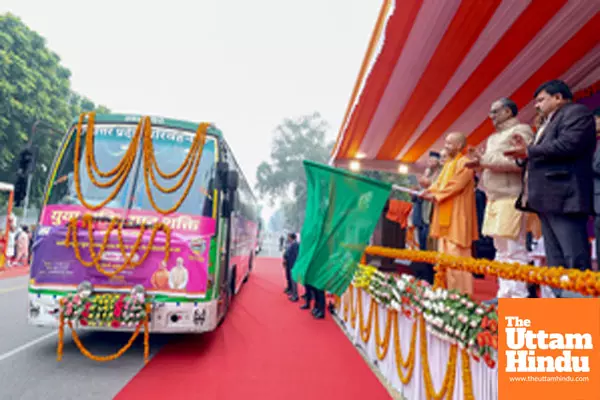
[27,292,220,333]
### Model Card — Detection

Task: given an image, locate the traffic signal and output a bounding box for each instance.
[18,148,34,174]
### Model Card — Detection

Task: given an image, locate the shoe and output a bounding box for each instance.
[288,295,299,302]
[311,308,319,316]
[300,303,310,310]
[313,310,325,319]
[284,289,291,295]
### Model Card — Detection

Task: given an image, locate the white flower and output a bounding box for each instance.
[470,320,479,328]
[475,307,485,315]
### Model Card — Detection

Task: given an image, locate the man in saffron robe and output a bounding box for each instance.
[421,132,479,295]
[151,261,170,290]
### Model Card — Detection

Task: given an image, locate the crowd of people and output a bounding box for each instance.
[412,79,600,299]
[1,214,33,268]
[281,232,326,319]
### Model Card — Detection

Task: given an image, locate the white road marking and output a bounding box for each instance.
[0,331,57,363]
[0,285,27,295]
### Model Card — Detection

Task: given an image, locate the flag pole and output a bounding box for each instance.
[392,184,422,197]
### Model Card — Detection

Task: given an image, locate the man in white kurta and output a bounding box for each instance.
[466,98,533,298]
[169,257,189,290]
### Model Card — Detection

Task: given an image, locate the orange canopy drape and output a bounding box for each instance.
[386,199,412,228]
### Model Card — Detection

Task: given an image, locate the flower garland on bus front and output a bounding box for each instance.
[57,297,151,363]
[73,112,210,215]
[65,214,171,278]
[141,116,210,215]
[72,112,141,211]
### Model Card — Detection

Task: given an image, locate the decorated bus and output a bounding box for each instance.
[28,113,259,350]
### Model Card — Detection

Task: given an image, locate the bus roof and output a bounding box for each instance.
[70,113,224,137]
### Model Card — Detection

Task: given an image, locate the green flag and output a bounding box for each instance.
[291,160,392,295]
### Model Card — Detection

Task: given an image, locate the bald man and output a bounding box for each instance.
[421,132,479,295]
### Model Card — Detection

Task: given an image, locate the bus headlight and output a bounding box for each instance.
[77,281,93,298]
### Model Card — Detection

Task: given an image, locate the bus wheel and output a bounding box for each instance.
[218,269,235,327]
[230,267,237,297]
[244,254,253,283]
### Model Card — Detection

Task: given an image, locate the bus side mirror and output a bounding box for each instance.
[216,161,229,191]
[221,192,238,218]
[227,171,239,192]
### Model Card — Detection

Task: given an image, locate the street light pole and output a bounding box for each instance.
[22,174,33,220]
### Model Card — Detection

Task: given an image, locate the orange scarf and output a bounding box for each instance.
[435,154,460,227]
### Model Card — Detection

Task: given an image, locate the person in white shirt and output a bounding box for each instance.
[169,257,189,290]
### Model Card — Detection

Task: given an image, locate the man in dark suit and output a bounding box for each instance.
[505,80,596,297]
[592,108,600,262]
[283,233,299,301]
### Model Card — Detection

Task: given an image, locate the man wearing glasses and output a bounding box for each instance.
[465,98,533,299]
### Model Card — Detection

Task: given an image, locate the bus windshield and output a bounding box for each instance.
[46,124,217,217]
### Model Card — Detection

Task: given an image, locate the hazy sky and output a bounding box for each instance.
[2,0,381,219]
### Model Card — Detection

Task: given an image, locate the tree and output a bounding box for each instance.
[268,209,285,233]
[255,112,334,232]
[0,13,109,209]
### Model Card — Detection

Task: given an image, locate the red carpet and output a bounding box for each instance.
[116,258,392,400]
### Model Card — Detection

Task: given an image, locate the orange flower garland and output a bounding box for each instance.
[348,283,470,396]
[65,214,171,278]
[393,312,417,385]
[72,112,140,210]
[57,299,65,361]
[142,117,210,215]
[420,316,457,400]
[364,246,600,297]
[72,112,211,216]
[373,305,393,360]
[56,302,151,363]
[357,289,375,343]
[461,349,475,400]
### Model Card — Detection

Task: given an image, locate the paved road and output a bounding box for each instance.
[0,240,282,400]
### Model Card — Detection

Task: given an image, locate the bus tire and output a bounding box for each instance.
[230,267,237,296]
[243,254,253,283]
[218,268,236,327]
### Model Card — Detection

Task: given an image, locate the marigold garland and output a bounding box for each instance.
[57,299,65,361]
[73,112,139,210]
[346,282,475,395]
[461,349,475,400]
[65,214,171,278]
[357,289,375,342]
[393,312,417,385]
[57,302,151,363]
[420,316,457,400]
[72,112,210,216]
[142,117,210,215]
[364,246,600,297]
[373,305,392,360]
[349,285,357,328]
[143,117,206,193]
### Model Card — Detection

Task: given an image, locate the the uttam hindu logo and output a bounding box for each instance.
[505,316,591,373]
[498,298,600,400]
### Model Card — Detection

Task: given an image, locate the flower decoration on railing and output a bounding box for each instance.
[353,265,498,367]
[60,291,148,329]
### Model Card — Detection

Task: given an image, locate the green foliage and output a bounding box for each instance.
[0,13,109,208]
[255,112,334,232]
